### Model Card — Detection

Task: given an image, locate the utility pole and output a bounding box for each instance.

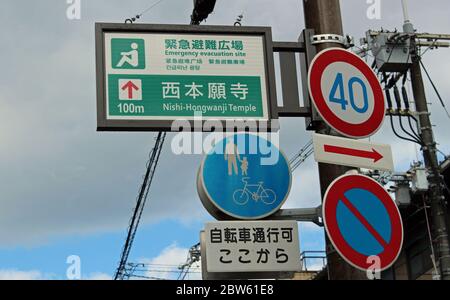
[302,0,367,280]
[402,0,450,280]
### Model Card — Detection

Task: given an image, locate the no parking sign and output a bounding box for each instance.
[308,48,386,139]
[323,174,403,272]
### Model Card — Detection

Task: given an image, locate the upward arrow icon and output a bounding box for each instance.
[121,81,139,99]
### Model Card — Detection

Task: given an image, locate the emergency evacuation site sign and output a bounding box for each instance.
[96,23,276,131]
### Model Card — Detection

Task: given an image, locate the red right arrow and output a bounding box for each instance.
[121,81,139,99]
[324,145,383,163]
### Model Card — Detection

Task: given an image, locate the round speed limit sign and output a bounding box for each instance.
[308,48,385,139]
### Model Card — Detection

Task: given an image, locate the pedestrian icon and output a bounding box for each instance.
[111,38,146,70]
[240,157,248,176]
[222,138,278,207]
[225,139,241,176]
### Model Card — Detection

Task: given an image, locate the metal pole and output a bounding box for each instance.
[401,0,410,23]
[401,0,415,34]
[302,0,367,280]
[410,44,450,280]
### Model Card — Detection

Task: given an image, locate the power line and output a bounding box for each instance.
[289,140,314,172]
[132,269,201,274]
[125,0,168,23]
[178,243,201,280]
[126,274,168,280]
[389,109,422,145]
[419,59,450,119]
[139,0,167,17]
[122,261,201,281]
[114,132,167,280]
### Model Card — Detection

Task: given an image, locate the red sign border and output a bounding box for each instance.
[308,48,386,139]
[323,174,404,272]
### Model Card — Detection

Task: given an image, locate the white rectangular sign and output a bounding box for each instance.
[313,133,394,172]
[204,221,301,273]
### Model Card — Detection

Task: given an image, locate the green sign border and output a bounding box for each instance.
[95,23,279,132]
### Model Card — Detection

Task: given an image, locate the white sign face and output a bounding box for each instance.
[313,133,394,172]
[204,221,301,273]
[320,62,375,125]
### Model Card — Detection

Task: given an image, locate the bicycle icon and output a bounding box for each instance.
[232,177,277,206]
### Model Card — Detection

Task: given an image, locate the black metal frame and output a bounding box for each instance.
[95,23,279,132]
[272,30,320,130]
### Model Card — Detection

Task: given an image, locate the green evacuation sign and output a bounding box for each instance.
[101,30,271,123]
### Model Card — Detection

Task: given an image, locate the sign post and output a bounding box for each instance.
[96,23,278,131]
[322,174,403,272]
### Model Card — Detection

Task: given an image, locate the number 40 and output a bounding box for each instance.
[329,73,369,114]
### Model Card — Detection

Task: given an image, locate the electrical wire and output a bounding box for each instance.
[291,149,314,172]
[419,59,450,119]
[125,0,168,23]
[114,132,167,280]
[384,70,424,146]
[123,263,201,281]
[437,148,449,160]
[419,38,440,59]
[392,84,423,144]
[289,140,313,165]
[126,274,168,280]
[389,113,422,145]
[130,269,201,274]
[289,140,314,172]
[398,114,422,144]
[422,198,440,277]
[407,115,422,142]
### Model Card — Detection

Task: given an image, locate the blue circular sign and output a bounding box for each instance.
[198,134,292,220]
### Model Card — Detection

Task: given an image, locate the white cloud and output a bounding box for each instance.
[85,273,112,280]
[0,270,45,280]
[0,269,113,280]
[139,243,202,280]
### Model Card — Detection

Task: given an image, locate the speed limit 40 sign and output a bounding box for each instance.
[308,48,385,139]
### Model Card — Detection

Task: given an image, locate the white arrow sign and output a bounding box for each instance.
[313,133,394,172]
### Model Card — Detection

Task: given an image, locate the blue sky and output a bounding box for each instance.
[0,220,206,279]
[0,0,449,279]
[0,220,324,279]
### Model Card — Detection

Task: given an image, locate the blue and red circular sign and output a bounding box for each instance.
[308,48,385,139]
[323,174,403,272]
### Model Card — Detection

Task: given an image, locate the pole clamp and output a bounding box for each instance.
[310,34,355,48]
